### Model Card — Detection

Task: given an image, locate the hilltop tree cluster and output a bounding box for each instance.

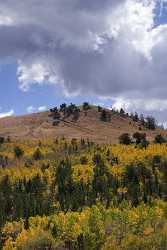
[109,106,157,130]
[98,104,157,129]
[50,103,81,125]
[50,102,93,125]
[50,102,158,131]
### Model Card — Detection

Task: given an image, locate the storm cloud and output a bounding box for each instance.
[1,0,167,122]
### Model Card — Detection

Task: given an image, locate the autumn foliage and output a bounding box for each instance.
[1,137,167,249]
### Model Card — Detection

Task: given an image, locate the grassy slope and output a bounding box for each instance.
[0,106,165,143]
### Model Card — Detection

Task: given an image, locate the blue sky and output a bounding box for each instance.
[0,63,109,115]
[1,0,167,126]
[154,1,167,25]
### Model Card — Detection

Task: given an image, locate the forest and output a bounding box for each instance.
[1,0,167,248]
[0,133,167,249]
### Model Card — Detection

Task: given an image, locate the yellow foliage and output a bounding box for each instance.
[72,164,94,184]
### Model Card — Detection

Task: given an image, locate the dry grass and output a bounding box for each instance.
[0,107,166,143]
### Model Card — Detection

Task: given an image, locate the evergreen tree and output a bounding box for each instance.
[60,103,67,113]
[133,132,146,145]
[120,108,125,116]
[83,102,91,111]
[119,133,132,145]
[33,148,43,160]
[145,116,156,130]
[92,154,108,201]
[133,112,139,122]
[56,159,72,210]
[72,107,80,121]
[100,109,111,122]
[140,114,145,126]
[154,134,166,144]
[0,137,5,144]
[14,146,24,159]
[50,106,61,125]
[98,106,102,112]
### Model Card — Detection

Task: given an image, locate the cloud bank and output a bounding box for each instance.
[1,0,167,123]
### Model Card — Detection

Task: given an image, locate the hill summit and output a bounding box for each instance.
[0,103,165,143]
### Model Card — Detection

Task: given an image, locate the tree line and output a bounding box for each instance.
[49,102,158,131]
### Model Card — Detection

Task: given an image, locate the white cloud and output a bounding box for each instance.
[27,105,47,113]
[0,15,13,26]
[17,61,60,91]
[38,106,47,112]
[112,97,167,112]
[0,109,14,118]
[27,106,35,113]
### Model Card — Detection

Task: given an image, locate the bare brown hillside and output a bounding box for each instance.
[0,106,165,143]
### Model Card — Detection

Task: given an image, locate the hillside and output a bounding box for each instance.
[1,133,167,249]
[0,105,165,143]
[1,105,167,249]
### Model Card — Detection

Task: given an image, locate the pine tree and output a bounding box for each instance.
[14,146,24,159]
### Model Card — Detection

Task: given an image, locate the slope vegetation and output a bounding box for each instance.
[0,105,165,143]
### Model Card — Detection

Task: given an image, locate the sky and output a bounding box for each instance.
[1,0,167,126]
